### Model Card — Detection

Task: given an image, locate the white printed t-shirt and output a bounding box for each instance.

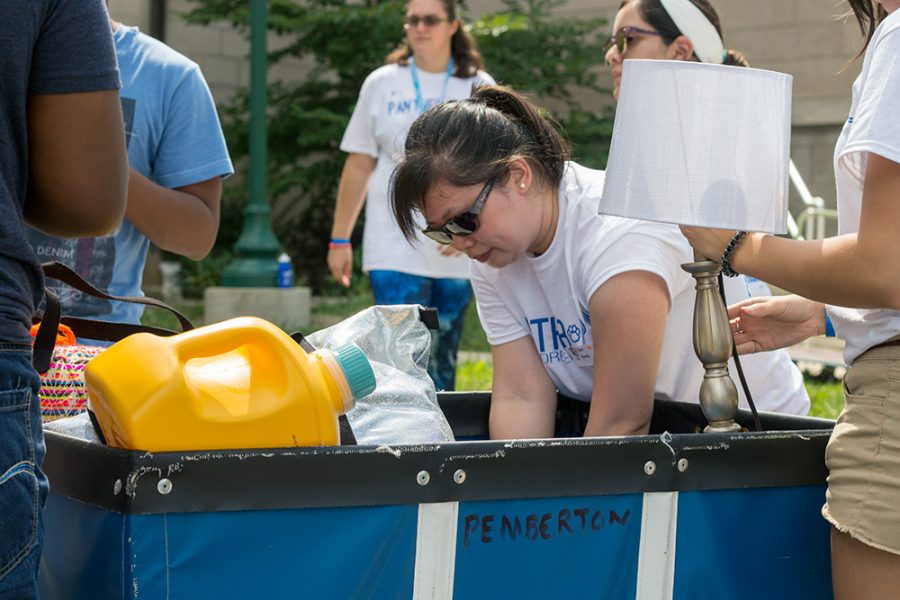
[827,10,900,364]
[341,63,495,279]
[472,162,809,415]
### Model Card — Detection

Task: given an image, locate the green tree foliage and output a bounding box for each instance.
[184,0,613,294]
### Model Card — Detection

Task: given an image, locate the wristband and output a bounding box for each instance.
[824,310,835,337]
[329,238,351,250]
[720,230,748,278]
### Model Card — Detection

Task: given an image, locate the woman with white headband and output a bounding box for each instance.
[604,0,747,100]
[601,0,811,415]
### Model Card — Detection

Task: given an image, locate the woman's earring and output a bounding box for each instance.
[519,182,526,189]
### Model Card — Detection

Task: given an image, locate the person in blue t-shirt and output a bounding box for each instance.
[1,1,128,595]
[29,13,235,324]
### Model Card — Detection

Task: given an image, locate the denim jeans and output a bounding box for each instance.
[0,345,47,599]
[369,271,472,391]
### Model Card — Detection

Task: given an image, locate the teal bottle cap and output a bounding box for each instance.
[332,343,376,400]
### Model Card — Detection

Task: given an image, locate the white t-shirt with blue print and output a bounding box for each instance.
[29,25,234,324]
[471,162,809,416]
[827,10,900,364]
[341,63,495,279]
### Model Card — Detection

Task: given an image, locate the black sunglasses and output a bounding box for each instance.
[602,26,662,55]
[404,15,449,29]
[422,179,494,245]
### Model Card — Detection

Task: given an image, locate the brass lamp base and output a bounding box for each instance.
[682,260,741,433]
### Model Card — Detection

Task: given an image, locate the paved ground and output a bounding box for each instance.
[788,336,846,367]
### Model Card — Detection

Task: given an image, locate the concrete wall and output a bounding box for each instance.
[111,0,863,220]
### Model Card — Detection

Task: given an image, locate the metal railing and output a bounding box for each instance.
[788,159,837,240]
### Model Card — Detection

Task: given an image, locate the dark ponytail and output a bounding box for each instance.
[471,87,569,186]
[385,0,485,76]
[631,0,749,66]
[391,85,570,241]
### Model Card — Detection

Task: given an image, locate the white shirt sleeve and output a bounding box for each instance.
[839,24,900,169]
[476,70,496,87]
[470,263,530,346]
[340,70,380,157]
[578,220,690,307]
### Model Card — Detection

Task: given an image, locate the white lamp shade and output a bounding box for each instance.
[600,60,792,234]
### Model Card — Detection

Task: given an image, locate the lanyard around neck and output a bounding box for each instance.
[409,56,455,113]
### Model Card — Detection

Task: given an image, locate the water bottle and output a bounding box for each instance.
[277,252,293,288]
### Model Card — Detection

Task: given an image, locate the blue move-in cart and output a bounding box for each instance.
[39,394,834,599]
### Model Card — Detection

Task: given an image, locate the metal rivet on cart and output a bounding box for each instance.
[453,469,467,485]
[157,478,173,495]
[113,479,122,495]
[677,458,689,472]
[416,470,431,486]
[644,461,656,476]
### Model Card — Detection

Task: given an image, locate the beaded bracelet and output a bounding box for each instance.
[328,238,352,250]
[720,230,748,278]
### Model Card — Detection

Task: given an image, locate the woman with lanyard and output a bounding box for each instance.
[328,0,494,391]
[684,0,900,595]
[389,83,807,442]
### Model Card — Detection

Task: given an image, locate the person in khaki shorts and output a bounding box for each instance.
[683,1,900,597]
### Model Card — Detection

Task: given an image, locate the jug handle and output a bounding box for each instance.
[174,317,293,364]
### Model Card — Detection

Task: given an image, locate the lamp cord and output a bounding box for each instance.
[718,271,762,432]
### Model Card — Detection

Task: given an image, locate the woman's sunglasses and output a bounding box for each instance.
[422,179,494,245]
[602,26,662,55]
[404,15,449,29]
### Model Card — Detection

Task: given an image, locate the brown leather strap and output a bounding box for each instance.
[32,261,195,372]
[42,261,194,331]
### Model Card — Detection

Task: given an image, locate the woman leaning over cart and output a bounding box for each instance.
[683,0,900,595]
[391,85,808,442]
[327,0,494,392]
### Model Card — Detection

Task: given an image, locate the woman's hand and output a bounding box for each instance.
[679,225,736,262]
[728,294,825,354]
[327,245,352,288]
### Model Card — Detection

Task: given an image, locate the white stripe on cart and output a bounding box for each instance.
[635,491,679,600]
[413,501,460,600]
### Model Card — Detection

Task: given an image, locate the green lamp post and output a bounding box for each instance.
[220,0,281,287]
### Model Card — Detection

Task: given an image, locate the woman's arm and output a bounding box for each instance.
[683,153,900,310]
[489,336,558,439]
[584,270,670,437]
[123,170,221,260]
[328,153,377,287]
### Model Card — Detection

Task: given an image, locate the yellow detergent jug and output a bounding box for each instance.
[84,316,376,452]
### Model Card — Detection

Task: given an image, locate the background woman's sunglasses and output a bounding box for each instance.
[602,26,662,55]
[404,15,449,29]
[422,179,494,245]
